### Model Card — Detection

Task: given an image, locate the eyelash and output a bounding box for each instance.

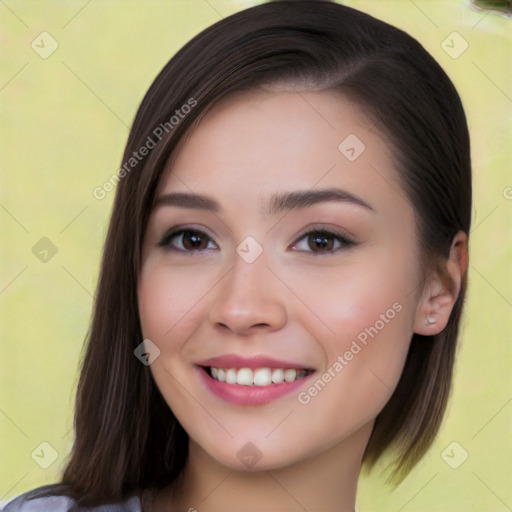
[157,226,356,256]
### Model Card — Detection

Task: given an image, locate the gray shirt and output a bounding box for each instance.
[1,486,143,512]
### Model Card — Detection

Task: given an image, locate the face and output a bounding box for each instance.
[138,89,425,471]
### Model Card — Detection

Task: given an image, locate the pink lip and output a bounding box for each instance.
[197,354,313,370]
[196,366,314,406]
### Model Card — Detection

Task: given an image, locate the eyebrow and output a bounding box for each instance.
[153,187,375,216]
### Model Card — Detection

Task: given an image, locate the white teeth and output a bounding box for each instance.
[253,368,272,386]
[284,369,296,382]
[237,368,253,386]
[271,368,284,383]
[225,368,237,384]
[209,366,310,386]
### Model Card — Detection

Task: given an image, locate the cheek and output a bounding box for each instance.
[287,251,417,421]
[138,263,214,343]
[137,265,211,421]
[137,262,221,415]
[291,297,413,450]
[287,249,417,349]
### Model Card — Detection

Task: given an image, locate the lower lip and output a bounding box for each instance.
[196,366,314,406]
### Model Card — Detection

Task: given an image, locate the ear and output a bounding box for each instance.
[413,231,468,335]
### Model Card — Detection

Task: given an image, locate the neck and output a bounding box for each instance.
[156,421,373,512]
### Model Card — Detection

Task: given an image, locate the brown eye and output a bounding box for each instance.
[158,229,217,253]
[292,229,355,255]
[307,232,335,252]
[180,231,209,250]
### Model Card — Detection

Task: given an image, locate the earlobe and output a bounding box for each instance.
[413,231,468,336]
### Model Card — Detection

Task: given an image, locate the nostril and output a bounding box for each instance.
[213,322,270,337]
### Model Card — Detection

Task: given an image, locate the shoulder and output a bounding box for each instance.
[1,485,142,512]
[1,491,73,512]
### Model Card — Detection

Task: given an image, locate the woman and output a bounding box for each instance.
[3,0,471,510]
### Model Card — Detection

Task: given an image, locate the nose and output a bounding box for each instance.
[208,253,288,337]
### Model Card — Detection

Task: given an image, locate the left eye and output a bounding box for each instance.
[158,229,217,252]
[292,229,355,255]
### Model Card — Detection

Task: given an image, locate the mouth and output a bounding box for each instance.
[203,366,314,386]
[195,356,316,405]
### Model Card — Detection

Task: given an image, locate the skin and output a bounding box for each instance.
[138,89,467,512]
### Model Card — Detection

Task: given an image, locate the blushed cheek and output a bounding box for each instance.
[138,274,170,341]
[294,268,408,347]
[323,298,412,390]
[304,310,413,437]
[138,272,200,404]
[138,267,212,354]
[324,246,417,345]
[294,258,417,404]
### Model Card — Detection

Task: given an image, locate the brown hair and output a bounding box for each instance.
[30,0,471,505]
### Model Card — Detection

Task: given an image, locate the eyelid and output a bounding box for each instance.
[292,223,356,244]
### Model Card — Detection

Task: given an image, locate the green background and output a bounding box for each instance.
[1,1,511,510]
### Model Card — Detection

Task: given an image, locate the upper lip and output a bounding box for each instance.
[197,354,314,370]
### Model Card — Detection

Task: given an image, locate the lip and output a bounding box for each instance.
[196,365,315,406]
[197,354,314,370]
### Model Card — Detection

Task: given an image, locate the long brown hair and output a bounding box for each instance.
[29,0,471,505]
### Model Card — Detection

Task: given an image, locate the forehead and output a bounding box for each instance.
[158,89,409,218]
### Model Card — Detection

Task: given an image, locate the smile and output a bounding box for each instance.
[208,367,313,386]
[196,355,316,405]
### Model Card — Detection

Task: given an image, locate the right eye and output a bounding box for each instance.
[157,228,218,253]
